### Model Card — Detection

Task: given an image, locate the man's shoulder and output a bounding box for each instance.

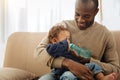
[61,20,76,27]
[62,20,75,23]
[94,21,111,35]
[95,22,105,28]
[53,20,75,28]
[95,22,109,30]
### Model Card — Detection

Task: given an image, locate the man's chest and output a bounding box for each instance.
[71,33,106,59]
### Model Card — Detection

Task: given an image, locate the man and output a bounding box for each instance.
[35,0,120,80]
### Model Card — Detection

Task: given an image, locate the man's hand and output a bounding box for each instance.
[62,58,94,80]
[70,50,90,64]
[78,56,90,64]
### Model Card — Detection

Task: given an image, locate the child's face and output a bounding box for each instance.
[51,30,70,43]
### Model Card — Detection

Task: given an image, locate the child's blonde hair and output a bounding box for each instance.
[48,25,69,43]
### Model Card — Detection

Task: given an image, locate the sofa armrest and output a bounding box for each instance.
[0,67,36,80]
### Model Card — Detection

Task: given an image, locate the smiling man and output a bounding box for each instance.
[75,0,99,30]
[35,0,120,80]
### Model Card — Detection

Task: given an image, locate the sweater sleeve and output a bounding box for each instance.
[34,35,65,68]
[90,32,120,75]
[46,40,68,57]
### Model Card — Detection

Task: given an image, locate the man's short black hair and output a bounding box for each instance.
[78,0,99,8]
[92,0,98,8]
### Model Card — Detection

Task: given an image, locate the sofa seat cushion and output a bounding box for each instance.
[0,67,36,80]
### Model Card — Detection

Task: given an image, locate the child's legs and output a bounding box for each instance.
[38,72,58,80]
[60,71,78,80]
[85,62,103,75]
[85,63,117,80]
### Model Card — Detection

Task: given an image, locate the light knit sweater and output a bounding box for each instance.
[35,20,120,75]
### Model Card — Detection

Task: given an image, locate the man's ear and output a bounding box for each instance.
[94,8,99,15]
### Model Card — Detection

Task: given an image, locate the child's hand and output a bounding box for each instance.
[66,38,70,45]
[66,38,70,50]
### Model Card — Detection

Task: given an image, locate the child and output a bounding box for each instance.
[46,25,116,80]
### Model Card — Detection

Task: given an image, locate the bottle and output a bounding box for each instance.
[70,43,91,58]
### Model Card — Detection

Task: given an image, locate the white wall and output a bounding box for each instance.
[0,44,5,67]
[102,0,120,30]
[0,0,5,67]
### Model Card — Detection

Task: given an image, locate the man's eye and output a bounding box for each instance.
[84,15,90,18]
[75,13,80,16]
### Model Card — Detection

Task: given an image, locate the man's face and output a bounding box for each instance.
[74,1,98,30]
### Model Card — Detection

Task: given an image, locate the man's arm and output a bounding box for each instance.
[62,58,93,80]
[90,32,120,75]
[34,35,65,68]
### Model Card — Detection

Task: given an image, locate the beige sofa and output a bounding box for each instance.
[0,31,120,80]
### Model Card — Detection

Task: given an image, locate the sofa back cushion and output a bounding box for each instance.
[3,32,50,76]
[112,31,120,80]
[112,31,120,65]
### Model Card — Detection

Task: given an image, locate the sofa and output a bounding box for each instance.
[0,31,120,80]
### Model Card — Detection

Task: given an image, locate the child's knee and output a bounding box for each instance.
[60,71,77,80]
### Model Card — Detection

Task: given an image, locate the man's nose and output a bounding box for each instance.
[77,16,85,23]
